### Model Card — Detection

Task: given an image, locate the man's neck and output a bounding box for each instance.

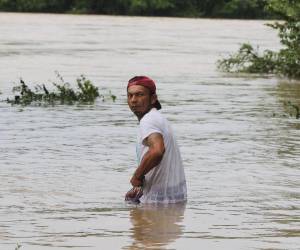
[137,107,155,121]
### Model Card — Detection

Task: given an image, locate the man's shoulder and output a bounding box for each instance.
[141,108,164,123]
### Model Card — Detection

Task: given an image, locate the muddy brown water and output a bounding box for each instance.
[0,13,299,250]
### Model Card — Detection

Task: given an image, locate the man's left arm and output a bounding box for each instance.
[130,133,165,187]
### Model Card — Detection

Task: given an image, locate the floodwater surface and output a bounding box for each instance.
[0,13,299,250]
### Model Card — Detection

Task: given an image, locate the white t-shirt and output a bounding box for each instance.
[136,108,187,203]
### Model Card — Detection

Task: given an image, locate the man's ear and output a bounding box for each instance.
[151,94,158,105]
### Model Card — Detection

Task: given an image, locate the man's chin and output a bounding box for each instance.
[133,110,143,116]
[133,110,146,119]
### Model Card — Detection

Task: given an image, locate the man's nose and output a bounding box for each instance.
[131,95,137,102]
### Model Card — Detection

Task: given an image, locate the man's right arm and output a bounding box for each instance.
[130,132,165,187]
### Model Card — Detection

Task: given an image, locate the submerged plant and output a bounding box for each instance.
[76,75,100,102]
[217,43,279,74]
[6,73,116,106]
[15,244,21,250]
[284,101,300,119]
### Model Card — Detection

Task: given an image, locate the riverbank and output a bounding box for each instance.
[0,0,276,19]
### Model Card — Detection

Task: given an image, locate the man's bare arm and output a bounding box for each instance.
[130,133,165,187]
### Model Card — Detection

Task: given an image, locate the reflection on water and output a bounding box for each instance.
[276,80,300,119]
[277,80,300,101]
[125,204,185,250]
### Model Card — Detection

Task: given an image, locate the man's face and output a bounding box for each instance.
[127,85,156,120]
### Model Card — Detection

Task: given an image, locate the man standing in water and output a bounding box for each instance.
[126,76,187,203]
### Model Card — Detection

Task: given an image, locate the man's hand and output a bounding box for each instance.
[125,186,143,202]
[130,174,143,187]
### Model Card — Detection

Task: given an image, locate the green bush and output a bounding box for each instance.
[6,73,116,106]
[217,43,278,74]
[218,0,300,79]
[215,0,269,19]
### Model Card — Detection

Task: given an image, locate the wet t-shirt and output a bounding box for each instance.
[136,108,187,203]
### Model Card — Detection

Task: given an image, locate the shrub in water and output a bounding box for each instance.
[6,73,116,106]
[217,0,300,79]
